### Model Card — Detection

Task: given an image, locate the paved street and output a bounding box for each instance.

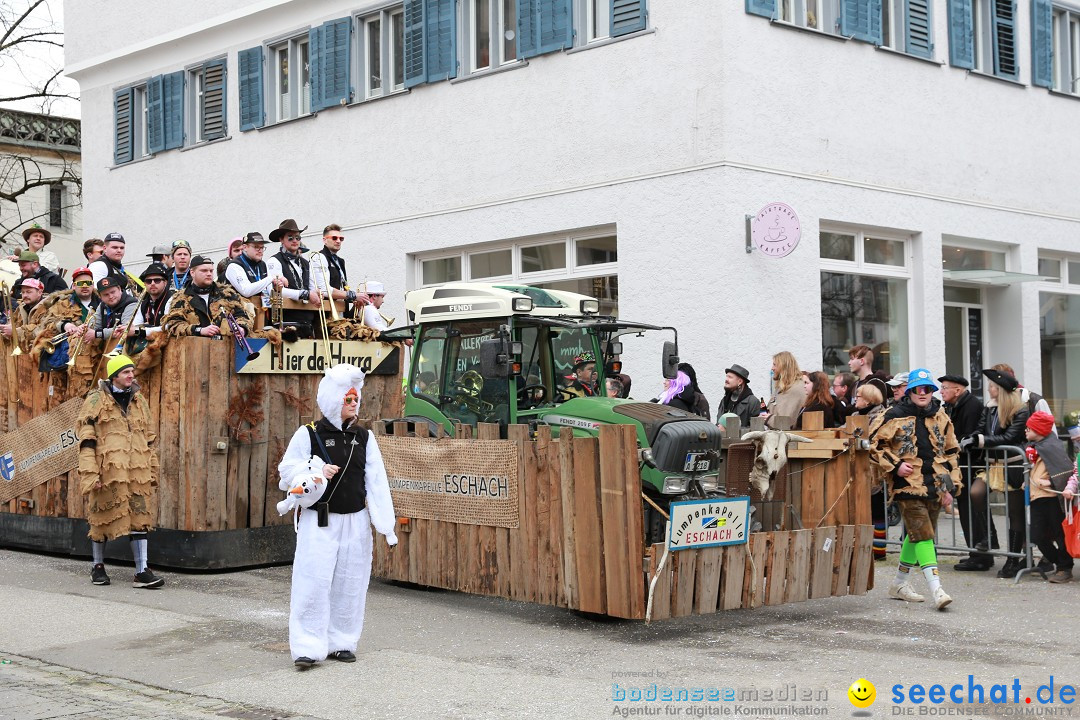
[0,543,1075,720]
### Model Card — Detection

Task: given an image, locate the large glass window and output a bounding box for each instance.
[575,236,617,266]
[270,35,311,123]
[422,256,462,284]
[942,245,1007,272]
[521,242,566,273]
[468,0,517,73]
[1040,292,1080,419]
[360,6,406,99]
[470,249,512,279]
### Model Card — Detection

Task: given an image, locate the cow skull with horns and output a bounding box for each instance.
[740,429,812,500]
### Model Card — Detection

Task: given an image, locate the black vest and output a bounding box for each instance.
[101,294,137,329]
[310,418,368,514]
[230,256,268,285]
[100,256,130,289]
[273,251,310,294]
[319,248,348,290]
[140,289,174,327]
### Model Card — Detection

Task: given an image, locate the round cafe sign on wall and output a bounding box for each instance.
[751,202,801,258]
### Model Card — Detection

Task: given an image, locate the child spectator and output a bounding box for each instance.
[1025,411,1076,584]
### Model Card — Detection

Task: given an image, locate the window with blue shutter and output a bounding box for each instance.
[1031,0,1053,88]
[311,17,352,110]
[841,0,882,44]
[404,0,426,87]
[991,0,1017,79]
[745,0,776,18]
[201,59,227,140]
[113,88,134,165]
[146,75,164,154]
[904,0,933,58]
[611,0,645,37]
[238,46,265,131]
[162,71,184,150]
[519,0,571,57]
[947,0,974,69]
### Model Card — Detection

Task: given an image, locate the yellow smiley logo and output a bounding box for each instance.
[848,678,876,709]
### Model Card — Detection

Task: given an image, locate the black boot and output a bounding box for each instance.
[997,558,1021,579]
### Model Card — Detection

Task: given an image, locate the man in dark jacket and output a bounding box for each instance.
[940,374,994,571]
[12,252,67,300]
[718,364,761,428]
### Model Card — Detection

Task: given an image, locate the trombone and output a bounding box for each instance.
[92,286,149,379]
[307,251,336,368]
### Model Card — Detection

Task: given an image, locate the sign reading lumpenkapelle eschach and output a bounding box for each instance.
[379,436,519,528]
[0,397,82,504]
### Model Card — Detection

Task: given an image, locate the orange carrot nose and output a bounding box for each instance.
[289,486,306,496]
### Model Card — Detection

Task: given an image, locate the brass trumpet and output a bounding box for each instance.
[43,330,71,354]
[67,327,87,368]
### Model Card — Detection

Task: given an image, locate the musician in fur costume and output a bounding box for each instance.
[278,363,398,669]
[162,255,281,345]
[77,354,164,589]
[30,266,100,371]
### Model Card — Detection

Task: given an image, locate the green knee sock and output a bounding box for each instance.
[895,536,919,585]
[915,540,941,593]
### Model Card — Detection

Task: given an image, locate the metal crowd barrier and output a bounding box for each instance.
[881,445,1043,585]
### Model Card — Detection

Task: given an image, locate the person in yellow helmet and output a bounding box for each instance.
[77,354,163,588]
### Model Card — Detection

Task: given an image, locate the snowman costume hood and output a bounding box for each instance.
[278,363,397,664]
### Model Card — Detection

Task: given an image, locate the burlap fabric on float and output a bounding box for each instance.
[379,437,519,528]
[0,397,81,504]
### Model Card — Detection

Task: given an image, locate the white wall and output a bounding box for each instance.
[64,0,1080,403]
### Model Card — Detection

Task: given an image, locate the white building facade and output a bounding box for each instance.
[65,0,1080,418]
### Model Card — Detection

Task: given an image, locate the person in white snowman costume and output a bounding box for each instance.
[278,363,398,668]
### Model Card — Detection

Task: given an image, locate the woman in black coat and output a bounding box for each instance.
[967,369,1030,578]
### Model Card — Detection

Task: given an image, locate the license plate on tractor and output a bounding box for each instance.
[683,452,710,472]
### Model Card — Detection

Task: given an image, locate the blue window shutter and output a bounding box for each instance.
[309,26,323,110]
[745,0,776,18]
[537,0,572,53]
[904,0,933,58]
[146,74,164,154]
[991,0,1018,79]
[946,0,974,69]
[404,0,426,88]
[201,59,227,140]
[314,17,352,110]
[1031,0,1053,88]
[113,88,134,165]
[238,46,265,131]
[424,0,457,82]
[518,0,538,58]
[162,70,184,150]
[611,0,646,37]
[841,0,882,44]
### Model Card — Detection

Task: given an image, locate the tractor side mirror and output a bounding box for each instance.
[480,338,510,379]
[662,341,680,379]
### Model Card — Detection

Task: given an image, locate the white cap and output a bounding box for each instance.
[886,372,910,387]
[366,281,385,294]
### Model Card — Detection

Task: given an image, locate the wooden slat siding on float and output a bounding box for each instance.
[572,434,605,615]
[539,426,564,606]
[670,547,696,618]
[205,341,230,530]
[520,424,542,603]
[530,425,555,605]
[801,449,827,529]
[14,356,35,513]
[506,424,530,601]
[618,425,646,619]
[556,432,578,609]
[223,369,241,529]
[765,531,789,606]
[407,422,430,587]
[475,422,501,596]
[248,372,278,529]
[808,526,836,599]
[850,415,872,526]
[156,344,182,529]
[823,448,848,528]
[648,543,672,620]
[693,546,723,614]
[832,525,856,597]
[741,533,767,609]
[850,525,874,595]
[598,425,632,618]
[720,543,747,611]
[784,529,812,604]
[186,340,211,531]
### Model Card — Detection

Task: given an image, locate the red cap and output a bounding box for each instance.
[71,266,92,279]
[1027,411,1056,437]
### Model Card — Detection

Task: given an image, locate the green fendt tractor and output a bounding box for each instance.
[384,283,722,541]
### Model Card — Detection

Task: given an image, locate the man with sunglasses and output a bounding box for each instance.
[130,263,174,347]
[34,266,99,360]
[267,220,321,337]
[868,368,963,611]
[309,223,369,320]
[169,240,193,291]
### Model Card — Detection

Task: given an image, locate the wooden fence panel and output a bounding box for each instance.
[572,435,605,615]
[809,526,837,599]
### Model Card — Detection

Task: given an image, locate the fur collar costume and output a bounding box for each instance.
[77,379,159,542]
[868,396,963,500]
[161,282,282,345]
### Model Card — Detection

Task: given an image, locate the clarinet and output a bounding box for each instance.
[223,310,259,361]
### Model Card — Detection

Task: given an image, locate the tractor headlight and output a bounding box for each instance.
[662,476,690,494]
[512,297,533,312]
[580,299,600,314]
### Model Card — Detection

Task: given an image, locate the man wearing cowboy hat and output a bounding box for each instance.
[267,223,321,337]
[12,251,67,300]
[718,364,762,428]
[12,224,60,272]
[224,232,287,305]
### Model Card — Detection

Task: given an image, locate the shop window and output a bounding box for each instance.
[820,232,855,262]
[942,245,1007,271]
[422,256,462,284]
[1039,292,1080,418]
[1040,257,1062,281]
[575,236,617,266]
